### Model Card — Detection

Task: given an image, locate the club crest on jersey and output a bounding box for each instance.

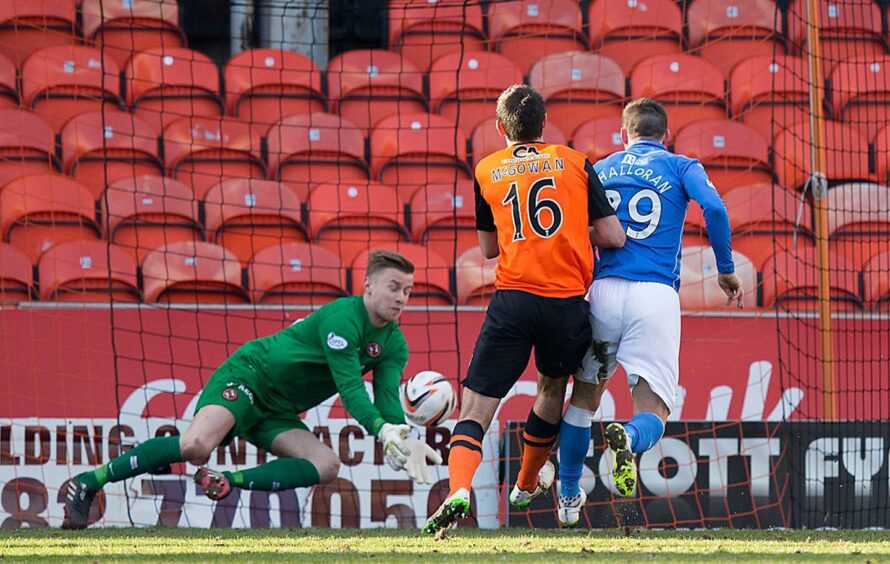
[327,332,348,350]
[222,387,238,401]
[366,342,382,358]
[512,145,540,158]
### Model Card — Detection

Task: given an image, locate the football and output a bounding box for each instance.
[400,370,456,427]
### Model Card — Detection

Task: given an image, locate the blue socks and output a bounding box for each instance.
[624,412,665,454]
[558,404,595,498]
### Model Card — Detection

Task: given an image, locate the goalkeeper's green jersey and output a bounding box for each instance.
[229,295,408,436]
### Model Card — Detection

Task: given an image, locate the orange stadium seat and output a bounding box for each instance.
[488,0,588,75]
[528,52,625,138]
[0,0,77,65]
[588,0,683,75]
[673,119,772,192]
[163,116,266,200]
[81,0,186,69]
[0,173,101,262]
[266,112,369,201]
[631,54,727,132]
[471,118,566,166]
[203,178,307,266]
[125,47,223,131]
[571,117,623,163]
[410,180,477,261]
[388,0,486,72]
[455,246,496,305]
[429,51,524,136]
[863,251,890,310]
[761,247,862,311]
[687,0,785,78]
[102,175,203,262]
[0,53,18,109]
[141,240,248,304]
[682,200,708,248]
[0,108,60,189]
[248,242,347,305]
[679,246,757,309]
[38,240,140,302]
[729,55,811,141]
[827,182,890,270]
[830,56,890,141]
[21,46,124,131]
[224,48,326,126]
[370,112,471,201]
[61,109,163,199]
[773,120,874,191]
[307,181,409,265]
[351,243,453,305]
[327,49,427,132]
[0,243,34,302]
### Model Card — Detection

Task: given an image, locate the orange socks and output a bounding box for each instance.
[516,409,560,493]
[447,420,485,496]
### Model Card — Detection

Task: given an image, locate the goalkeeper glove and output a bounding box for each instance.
[377,423,411,471]
[402,437,443,484]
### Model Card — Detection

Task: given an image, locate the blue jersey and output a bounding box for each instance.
[593,140,734,290]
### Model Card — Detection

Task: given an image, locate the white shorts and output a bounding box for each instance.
[577,277,681,413]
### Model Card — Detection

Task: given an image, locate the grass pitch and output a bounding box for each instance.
[2,528,888,562]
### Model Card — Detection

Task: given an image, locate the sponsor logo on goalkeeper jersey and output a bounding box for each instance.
[222,387,238,401]
[327,332,348,350]
[366,342,381,358]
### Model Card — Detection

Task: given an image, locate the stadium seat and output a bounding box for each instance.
[248,242,347,305]
[471,118,566,165]
[125,47,223,131]
[224,48,326,126]
[455,246,496,305]
[0,108,60,189]
[826,182,890,270]
[38,240,140,302]
[0,53,18,109]
[307,181,409,265]
[0,173,101,262]
[61,109,163,199]
[203,178,307,266]
[409,180,476,261]
[102,175,203,263]
[831,56,890,141]
[488,0,588,75]
[429,51,524,135]
[527,52,625,138]
[163,116,266,200]
[370,112,471,201]
[0,243,34,302]
[730,55,811,142]
[673,120,772,192]
[872,124,890,182]
[21,46,125,132]
[141,241,248,304]
[0,0,77,65]
[679,246,757,309]
[266,112,369,201]
[761,247,862,311]
[686,0,785,78]
[863,251,890,310]
[630,54,727,133]
[570,117,623,163]
[327,49,427,133]
[587,0,683,75]
[81,0,186,69]
[351,243,453,305]
[773,120,874,191]
[388,0,486,72]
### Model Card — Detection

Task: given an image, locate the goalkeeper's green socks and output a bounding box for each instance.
[223,458,320,491]
[76,435,182,490]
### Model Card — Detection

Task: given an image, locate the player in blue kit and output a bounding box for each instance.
[556,98,744,527]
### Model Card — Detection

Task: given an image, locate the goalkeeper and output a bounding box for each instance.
[64,249,441,529]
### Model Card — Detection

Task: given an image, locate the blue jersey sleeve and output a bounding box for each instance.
[682,160,735,274]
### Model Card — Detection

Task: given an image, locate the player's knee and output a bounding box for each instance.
[179,435,216,464]
[314,450,340,483]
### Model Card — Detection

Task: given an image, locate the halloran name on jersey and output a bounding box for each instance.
[598,164,674,194]
[491,155,564,183]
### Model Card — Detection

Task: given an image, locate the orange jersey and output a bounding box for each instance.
[474,143,615,298]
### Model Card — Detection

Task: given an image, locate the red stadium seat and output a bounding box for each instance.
[872,124,890,182]
[0,173,101,262]
[571,117,623,163]
[588,0,683,75]
[687,0,785,78]
[673,119,772,192]
[38,240,139,302]
[410,181,476,261]
[773,120,874,191]
[455,246,496,305]
[679,246,757,309]
[307,182,409,265]
[102,175,202,263]
[761,248,862,311]
[62,109,163,199]
[327,49,427,132]
[0,0,77,65]
[0,243,34,302]
[429,51,524,135]
[388,0,486,72]
[471,117,566,166]
[142,241,248,304]
[248,242,347,305]
[351,243,453,305]
[0,108,60,189]
[163,116,266,200]
[488,0,588,75]
[631,54,727,132]
[203,179,307,266]
[827,182,890,270]
[125,47,223,131]
[0,53,18,108]
[730,55,811,142]
[224,48,326,126]
[863,251,890,310]
[528,52,624,138]
[81,0,186,69]
[266,112,369,201]
[831,56,890,141]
